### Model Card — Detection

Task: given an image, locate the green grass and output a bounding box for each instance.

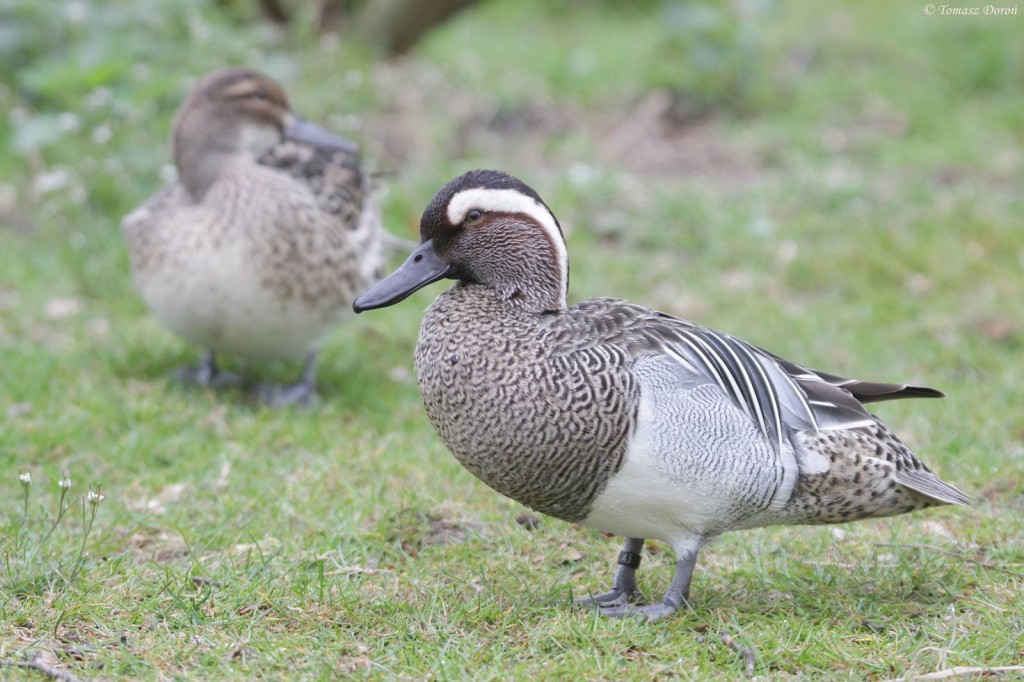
[2,0,1023,678]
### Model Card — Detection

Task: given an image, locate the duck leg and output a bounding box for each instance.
[174,350,244,388]
[255,351,320,407]
[574,537,645,608]
[598,545,699,621]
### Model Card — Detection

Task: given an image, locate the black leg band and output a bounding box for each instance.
[617,550,642,569]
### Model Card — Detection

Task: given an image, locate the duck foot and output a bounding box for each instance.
[574,586,644,609]
[574,538,645,609]
[253,352,319,408]
[173,351,244,388]
[254,381,320,408]
[597,601,681,622]
[591,545,698,623]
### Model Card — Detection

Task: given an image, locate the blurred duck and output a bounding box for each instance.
[123,68,387,406]
[354,169,970,620]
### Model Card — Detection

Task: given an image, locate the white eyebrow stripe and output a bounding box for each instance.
[447,187,568,308]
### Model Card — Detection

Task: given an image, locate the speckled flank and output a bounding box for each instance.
[781,421,955,524]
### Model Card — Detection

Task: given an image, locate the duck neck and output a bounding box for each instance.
[492,232,569,313]
[499,274,566,313]
[455,279,565,316]
[174,133,237,201]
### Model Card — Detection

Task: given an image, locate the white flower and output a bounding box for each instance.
[59,471,71,489]
[57,112,80,133]
[91,124,111,145]
[19,471,31,485]
[87,489,105,505]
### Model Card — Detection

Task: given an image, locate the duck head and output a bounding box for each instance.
[172,68,357,199]
[354,169,569,314]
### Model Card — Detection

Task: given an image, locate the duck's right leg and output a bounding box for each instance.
[574,537,645,608]
[597,546,698,621]
[174,350,244,388]
[254,351,320,408]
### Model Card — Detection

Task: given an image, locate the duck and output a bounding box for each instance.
[122,68,388,406]
[354,169,971,620]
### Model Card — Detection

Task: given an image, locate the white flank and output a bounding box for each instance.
[447,187,568,306]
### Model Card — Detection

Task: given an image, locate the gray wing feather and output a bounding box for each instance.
[258,140,366,226]
[637,312,927,452]
[766,355,944,403]
[564,300,944,456]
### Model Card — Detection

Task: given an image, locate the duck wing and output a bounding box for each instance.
[764,354,944,403]
[570,300,942,455]
[259,140,367,229]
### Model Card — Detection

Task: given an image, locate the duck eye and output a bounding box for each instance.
[466,210,482,222]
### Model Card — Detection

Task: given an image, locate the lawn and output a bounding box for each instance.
[1,0,1022,679]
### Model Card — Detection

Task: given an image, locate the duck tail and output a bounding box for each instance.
[897,469,972,506]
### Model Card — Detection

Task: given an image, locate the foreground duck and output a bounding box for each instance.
[122,68,387,406]
[354,170,970,620]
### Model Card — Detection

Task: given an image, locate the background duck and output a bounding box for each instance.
[122,67,388,406]
[354,169,970,621]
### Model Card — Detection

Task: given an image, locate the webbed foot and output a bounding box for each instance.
[173,351,244,388]
[254,381,320,408]
[597,601,682,622]
[574,538,645,609]
[253,352,319,408]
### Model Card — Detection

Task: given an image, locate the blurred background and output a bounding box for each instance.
[0,0,1022,677]
[3,0,1020,450]
[1,0,1020,329]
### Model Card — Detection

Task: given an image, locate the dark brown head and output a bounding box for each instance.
[354,170,569,314]
[172,68,357,199]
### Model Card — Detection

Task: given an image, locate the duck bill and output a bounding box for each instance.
[354,240,453,312]
[284,114,358,154]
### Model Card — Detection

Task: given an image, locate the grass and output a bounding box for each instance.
[1,0,1022,678]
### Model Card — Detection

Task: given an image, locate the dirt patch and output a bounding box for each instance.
[515,512,541,530]
[596,90,756,184]
[124,482,192,515]
[122,527,190,563]
[366,61,757,190]
[383,508,475,557]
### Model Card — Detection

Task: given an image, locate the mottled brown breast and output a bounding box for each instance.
[414,284,638,522]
